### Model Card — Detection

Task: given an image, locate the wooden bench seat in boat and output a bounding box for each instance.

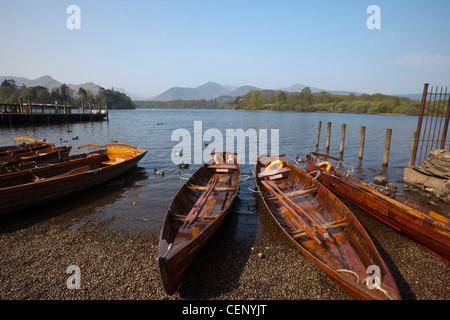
[257,167,291,180]
[291,218,350,239]
[207,164,239,172]
[266,185,318,201]
[186,183,238,193]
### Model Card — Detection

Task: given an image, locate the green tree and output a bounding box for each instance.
[275,90,287,104]
[59,83,73,102]
[77,87,88,102]
[99,89,135,109]
[251,90,264,109]
[300,87,313,105]
[1,79,17,89]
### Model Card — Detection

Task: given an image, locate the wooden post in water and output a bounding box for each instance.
[325,122,331,154]
[55,101,58,114]
[315,121,322,152]
[105,102,109,121]
[28,98,33,123]
[339,123,346,159]
[383,128,392,167]
[359,126,366,162]
[19,98,23,114]
[408,131,417,167]
[63,101,68,122]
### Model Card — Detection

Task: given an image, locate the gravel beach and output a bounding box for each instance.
[0,196,448,301]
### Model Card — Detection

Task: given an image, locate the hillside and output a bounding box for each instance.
[0,75,102,95]
[151,81,421,101]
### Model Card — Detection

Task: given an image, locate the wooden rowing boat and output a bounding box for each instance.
[0,137,54,157]
[255,155,401,300]
[0,145,72,173]
[158,152,240,295]
[305,152,450,263]
[0,143,146,215]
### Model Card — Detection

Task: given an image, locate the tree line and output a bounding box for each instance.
[0,79,135,109]
[231,87,421,115]
[135,98,232,109]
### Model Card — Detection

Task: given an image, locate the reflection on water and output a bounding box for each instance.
[1,109,440,237]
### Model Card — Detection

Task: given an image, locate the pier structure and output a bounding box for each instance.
[0,99,108,125]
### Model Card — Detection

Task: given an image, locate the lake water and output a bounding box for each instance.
[0,109,439,237]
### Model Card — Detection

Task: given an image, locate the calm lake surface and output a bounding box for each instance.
[0,109,440,238]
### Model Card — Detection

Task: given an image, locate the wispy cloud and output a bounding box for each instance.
[396,52,450,70]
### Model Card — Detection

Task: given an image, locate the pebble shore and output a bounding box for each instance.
[0,200,448,301]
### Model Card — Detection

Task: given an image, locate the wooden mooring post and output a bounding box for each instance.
[339,124,346,159]
[315,121,393,167]
[325,122,331,154]
[383,128,392,167]
[359,126,366,162]
[315,121,322,151]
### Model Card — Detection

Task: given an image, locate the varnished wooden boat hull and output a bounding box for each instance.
[305,153,450,263]
[0,146,72,173]
[0,140,53,157]
[158,152,240,295]
[256,156,401,300]
[0,147,146,215]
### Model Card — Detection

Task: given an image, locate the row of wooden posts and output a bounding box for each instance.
[315,121,392,167]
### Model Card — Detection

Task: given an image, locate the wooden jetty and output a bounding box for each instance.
[0,99,108,125]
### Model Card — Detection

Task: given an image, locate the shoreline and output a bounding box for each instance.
[0,199,448,300]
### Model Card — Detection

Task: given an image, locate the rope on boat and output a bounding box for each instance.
[337,269,360,283]
[178,171,189,180]
[335,159,354,177]
[162,243,172,259]
[247,182,260,194]
[361,275,393,300]
[306,169,321,181]
[337,269,393,300]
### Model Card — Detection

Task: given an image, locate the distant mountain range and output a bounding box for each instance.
[0,75,148,100]
[150,81,366,101]
[0,75,422,101]
[151,81,423,101]
[0,75,103,96]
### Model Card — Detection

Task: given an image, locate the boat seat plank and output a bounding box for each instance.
[207,164,239,170]
[258,167,291,178]
[186,183,237,193]
[266,185,318,200]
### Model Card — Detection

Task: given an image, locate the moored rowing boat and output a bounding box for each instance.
[0,145,72,173]
[158,151,240,295]
[255,155,401,300]
[305,152,450,263]
[0,143,146,215]
[0,137,53,157]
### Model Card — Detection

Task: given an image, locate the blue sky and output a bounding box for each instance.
[1,0,449,97]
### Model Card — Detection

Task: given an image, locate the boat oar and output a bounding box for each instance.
[104,143,137,149]
[183,175,219,228]
[263,180,334,243]
[78,144,103,149]
[262,180,323,245]
[13,137,36,142]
